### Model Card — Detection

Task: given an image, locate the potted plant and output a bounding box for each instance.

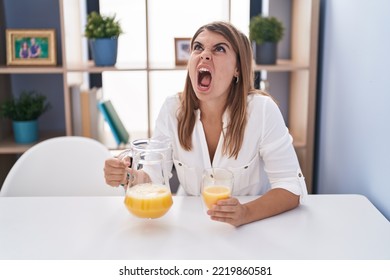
[249,15,284,65]
[0,90,51,144]
[84,11,123,66]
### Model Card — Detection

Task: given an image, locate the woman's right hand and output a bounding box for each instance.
[104,157,131,187]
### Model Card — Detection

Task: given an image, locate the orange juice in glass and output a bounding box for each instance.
[124,151,172,219]
[201,168,234,210]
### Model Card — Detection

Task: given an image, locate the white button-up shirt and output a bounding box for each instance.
[153,93,307,197]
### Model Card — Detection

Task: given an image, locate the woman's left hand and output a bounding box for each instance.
[207,197,248,227]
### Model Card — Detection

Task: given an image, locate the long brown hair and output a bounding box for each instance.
[177,21,263,159]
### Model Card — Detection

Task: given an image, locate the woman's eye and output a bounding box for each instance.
[193,44,203,51]
[215,45,226,52]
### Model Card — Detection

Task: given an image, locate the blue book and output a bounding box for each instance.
[97,100,129,145]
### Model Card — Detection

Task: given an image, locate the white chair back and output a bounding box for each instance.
[0,136,124,197]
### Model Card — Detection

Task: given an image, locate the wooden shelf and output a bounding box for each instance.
[253,59,309,72]
[0,60,308,74]
[0,131,65,154]
[66,61,146,72]
[0,66,65,74]
[66,61,189,72]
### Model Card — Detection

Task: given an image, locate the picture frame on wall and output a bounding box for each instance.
[174,37,191,66]
[6,29,57,66]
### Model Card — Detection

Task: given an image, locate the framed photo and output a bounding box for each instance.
[174,37,191,66]
[6,29,57,66]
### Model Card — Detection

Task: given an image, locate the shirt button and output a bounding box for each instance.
[298,173,302,177]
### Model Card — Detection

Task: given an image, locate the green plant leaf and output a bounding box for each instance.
[84,11,123,39]
[0,90,51,121]
[249,15,284,44]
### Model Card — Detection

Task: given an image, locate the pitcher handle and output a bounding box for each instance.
[116,148,133,161]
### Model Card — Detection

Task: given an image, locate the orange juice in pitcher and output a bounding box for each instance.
[125,183,173,219]
[124,150,173,219]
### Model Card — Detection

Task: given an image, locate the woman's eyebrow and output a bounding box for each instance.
[193,41,231,49]
[214,42,231,49]
[193,40,203,47]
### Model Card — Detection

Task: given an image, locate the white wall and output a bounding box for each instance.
[316,0,390,220]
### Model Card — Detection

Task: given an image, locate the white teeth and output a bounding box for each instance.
[198,68,210,73]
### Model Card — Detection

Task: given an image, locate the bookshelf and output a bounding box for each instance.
[0,0,319,192]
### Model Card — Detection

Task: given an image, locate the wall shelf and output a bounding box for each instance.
[253,59,309,72]
[0,131,65,154]
[0,66,65,74]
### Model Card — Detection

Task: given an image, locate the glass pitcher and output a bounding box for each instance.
[117,137,172,169]
[124,151,173,219]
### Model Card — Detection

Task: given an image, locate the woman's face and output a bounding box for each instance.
[188,29,238,105]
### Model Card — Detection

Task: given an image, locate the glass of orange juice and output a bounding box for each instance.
[201,168,234,210]
[124,151,173,219]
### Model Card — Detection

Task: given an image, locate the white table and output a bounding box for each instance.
[0,195,389,260]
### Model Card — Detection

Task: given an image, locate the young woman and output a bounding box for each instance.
[104,21,307,227]
[19,41,30,58]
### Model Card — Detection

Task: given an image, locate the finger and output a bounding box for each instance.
[105,174,125,185]
[104,160,128,173]
[106,182,120,187]
[106,158,127,168]
[122,156,131,167]
[208,208,236,218]
[210,216,240,227]
[105,169,126,179]
[216,197,239,206]
[105,178,123,187]
[104,166,127,175]
[105,172,126,185]
[210,215,232,222]
[211,205,237,213]
[106,173,127,181]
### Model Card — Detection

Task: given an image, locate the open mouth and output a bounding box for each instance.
[197,67,212,89]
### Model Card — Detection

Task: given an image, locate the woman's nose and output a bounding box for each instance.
[201,50,211,60]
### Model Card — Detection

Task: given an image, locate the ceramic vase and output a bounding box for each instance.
[12,120,38,144]
[89,38,118,66]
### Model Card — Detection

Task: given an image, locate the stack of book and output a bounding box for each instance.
[69,85,129,147]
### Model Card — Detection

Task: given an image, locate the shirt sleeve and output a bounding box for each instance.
[258,98,307,197]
